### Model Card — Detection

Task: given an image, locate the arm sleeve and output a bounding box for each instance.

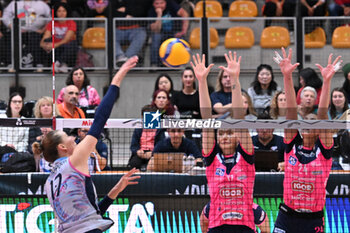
[98,195,114,216]
[88,85,119,139]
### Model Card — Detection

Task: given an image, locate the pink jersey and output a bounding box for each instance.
[204,142,255,230]
[284,133,332,212]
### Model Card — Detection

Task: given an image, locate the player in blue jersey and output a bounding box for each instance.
[33,56,140,233]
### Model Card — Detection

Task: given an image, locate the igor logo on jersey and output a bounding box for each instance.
[288,156,297,166]
[222,211,243,220]
[292,181,314,193]
[219,187,244,198]
[215,168,225,176]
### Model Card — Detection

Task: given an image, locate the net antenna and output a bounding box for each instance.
[51,8,56,130]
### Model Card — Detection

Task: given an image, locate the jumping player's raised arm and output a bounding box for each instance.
[70,56,138,173]
[190,54,214,155]
[274,48,299,142]
[219,51,253,154]
[315,54,342,147]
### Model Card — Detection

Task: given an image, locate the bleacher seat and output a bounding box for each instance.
[229,0,258,18]
[260,26,290,48]
[332,26,350,48]
[225,27,255,48]
[189,27,219,49]
[304,27,326,48]
[194,1,223,18]
[82,27,106,49]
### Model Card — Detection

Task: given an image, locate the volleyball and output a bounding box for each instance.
[159,38,191,68]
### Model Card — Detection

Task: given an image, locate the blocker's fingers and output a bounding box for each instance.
[328,53,333,65]
[334,61,343,72]
[273,56,280,65]
[332,56,342,66]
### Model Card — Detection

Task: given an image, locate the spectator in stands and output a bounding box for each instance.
[252,113,285,171]
[210,70,232,118]
[58,85,86,118]
[50,0,87,17]
[86,0,109,17]
[57,67,101,117]
[151,89,176,117]
[341,63,350,102]
[2,0,51,71]
[128,105,166,170]
[263,0,296,37]
[270,91,287,120]
[28,96,58,171]
[76,128,108,171]
[242,91,257,120]
[301,0,327,34]
[328,88,349,120]
[147,128,202,171]
[153,73,176,99]
[172,67,200,119]
[148,0,189,67]
[0,92,29,152]
[40,2,78,73]
[296,67,322,105]
[248,64,280,115]
[112,0,152,66]
[298,86,317,119]
[328,0,350,32]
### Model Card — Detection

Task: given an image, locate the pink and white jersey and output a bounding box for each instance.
[203,142,255,230]
[284,132,332,212]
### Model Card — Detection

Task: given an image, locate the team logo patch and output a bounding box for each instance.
[292,181,314,193]
[222,211,243,220]
[237,175,247,181]
[288,156,297,166]
[215,168,225,176]
[312,170,323,175]
[219,187,244,198]
[273,227,286,233]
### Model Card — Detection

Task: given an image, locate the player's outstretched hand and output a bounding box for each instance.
[219,51,241,80]
[108,168,141,199]
[190,54,214,83]
[120,56,138,72]
[273,47,299,78]
[315,53,342,83]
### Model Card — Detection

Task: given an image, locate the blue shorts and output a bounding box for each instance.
[273,203,324,233]
[208,224,254,233]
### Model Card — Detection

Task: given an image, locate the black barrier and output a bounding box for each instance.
[0,173,349,197]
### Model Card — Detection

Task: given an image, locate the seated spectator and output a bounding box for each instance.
[263,0,296,37]
[296,67,322,105]
[0,92,29,152]
[57,67,101,117]
[248,64,280,115]
[112,0,151,66]
[28,96,60,153]
[58,85,86,118]
[151,89,176,117]
[172,67,200,119]
[40,2,78,73]
[148,0,189,67]
[50,0,87,17]
[2,0,50,71]
[301,0,326,34]
[76,128,107,171]
[154,73,176,99]
[342,63,350,103]
[252,114,285,171]
[147,128,202,171]
[87,0,109,17]
[328,88,349,120]
[210,70,232,118]
[328,0,350,32]
[242,91,257,120]
[270,91,287,120]
[297,86,318,119]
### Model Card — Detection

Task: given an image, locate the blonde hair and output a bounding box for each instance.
[242,92,256,116]
[34,96,60,118]
[270,91,284,119]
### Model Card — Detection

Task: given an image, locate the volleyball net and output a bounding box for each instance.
[0,118,349,233]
